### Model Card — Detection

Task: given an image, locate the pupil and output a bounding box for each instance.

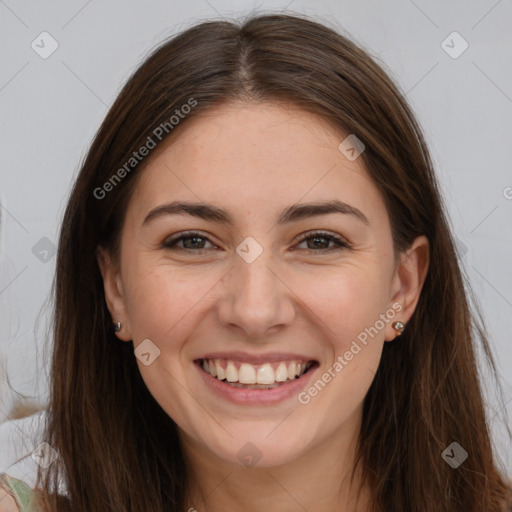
[185,236,204,248]
[310,236,327,249]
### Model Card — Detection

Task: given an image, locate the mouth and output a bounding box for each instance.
[195,357,318,390]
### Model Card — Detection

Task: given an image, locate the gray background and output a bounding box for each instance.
[1,0,511,474]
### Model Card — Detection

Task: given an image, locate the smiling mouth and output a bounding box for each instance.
[196,358,317,390]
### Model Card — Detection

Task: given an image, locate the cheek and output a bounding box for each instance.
[121,268,212,422]
[294,264,389,405]
[125,269,208,342]
[293,262,391,344]
[294,269,387,431]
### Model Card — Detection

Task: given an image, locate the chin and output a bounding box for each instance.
[202,431,307,470]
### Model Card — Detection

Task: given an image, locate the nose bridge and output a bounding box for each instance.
[238,251,277,302]
[218,243,294,337]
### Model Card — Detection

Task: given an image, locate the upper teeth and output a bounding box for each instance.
[201,359,312,385]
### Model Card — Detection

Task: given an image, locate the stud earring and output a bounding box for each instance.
[392,321,405,335]
[113,321,122,333]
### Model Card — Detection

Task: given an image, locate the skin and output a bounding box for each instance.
[0,486,19,512]
[98,100,429,512]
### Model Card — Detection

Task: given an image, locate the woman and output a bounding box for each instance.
[1,13,511,512]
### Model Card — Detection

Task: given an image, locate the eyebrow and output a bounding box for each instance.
[142,199,369,227]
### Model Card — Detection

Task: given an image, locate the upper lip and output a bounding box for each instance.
[196,351,318,365]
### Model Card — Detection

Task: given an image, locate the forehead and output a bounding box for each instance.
[126,101,387,227]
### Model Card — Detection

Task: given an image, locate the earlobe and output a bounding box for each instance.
[386,235,430,341]
[96,246,132,341]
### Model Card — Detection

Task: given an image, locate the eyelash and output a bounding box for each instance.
[162,230,351,253]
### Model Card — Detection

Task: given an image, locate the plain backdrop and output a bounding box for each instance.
[1,0,511,477]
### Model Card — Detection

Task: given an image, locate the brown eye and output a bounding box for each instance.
[163,232,216,251]
[295,231,351,252]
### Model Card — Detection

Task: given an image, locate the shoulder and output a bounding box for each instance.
[0,484,20,512]
[0,474,43,512]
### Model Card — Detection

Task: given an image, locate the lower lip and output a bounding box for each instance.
[194,361,319,405]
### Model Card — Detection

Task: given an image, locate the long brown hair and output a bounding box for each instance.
[36,13,512,512]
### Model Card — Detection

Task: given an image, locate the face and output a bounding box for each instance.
[99,100,428,469]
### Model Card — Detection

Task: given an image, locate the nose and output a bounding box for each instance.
[216,249,296,340]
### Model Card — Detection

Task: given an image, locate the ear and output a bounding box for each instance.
[385,235,430,341]
[96,246,132,341]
